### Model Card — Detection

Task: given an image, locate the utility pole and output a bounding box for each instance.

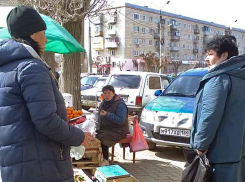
[88,22,92,73]
[159,11,162,74]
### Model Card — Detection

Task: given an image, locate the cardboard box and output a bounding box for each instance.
[94,165,139,182]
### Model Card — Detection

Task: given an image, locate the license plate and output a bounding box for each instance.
[160,128,190,138]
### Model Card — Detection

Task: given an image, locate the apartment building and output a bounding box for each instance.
[92,3,245,74]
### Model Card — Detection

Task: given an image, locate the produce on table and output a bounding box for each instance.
[66,107,86,125]
[74,174,85,182]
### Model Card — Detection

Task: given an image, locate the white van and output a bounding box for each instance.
[98,71,170,116]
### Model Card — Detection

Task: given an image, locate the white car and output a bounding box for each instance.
[97,71,170,117]
[81,76,108,110]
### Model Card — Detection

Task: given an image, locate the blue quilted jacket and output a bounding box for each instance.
[0,40,84,182]
[190,54,245,164]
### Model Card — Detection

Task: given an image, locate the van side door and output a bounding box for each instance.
[142,75,162,106]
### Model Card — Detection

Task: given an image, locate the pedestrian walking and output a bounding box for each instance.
[0,6,92,182]
[190,35,245,182]
[96,85,129,165]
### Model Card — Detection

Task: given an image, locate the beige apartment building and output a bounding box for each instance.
[92,3,245,74]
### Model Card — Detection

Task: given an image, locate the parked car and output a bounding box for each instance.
[81,75,100,91]
[81,76,108,110]
[139,68,208,148]
[97,71,170,117]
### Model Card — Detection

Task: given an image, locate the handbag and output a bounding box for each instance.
[181,153,212,182]
[130,118,149,152]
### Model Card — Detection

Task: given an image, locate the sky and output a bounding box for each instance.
[109,0,245,30]
[1,1,244,30]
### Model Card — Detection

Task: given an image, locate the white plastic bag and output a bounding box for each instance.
[70,116,97,160]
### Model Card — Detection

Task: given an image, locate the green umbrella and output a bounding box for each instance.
[0,14,85,54]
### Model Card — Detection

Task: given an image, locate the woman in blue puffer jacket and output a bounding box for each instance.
[0,6,92,182]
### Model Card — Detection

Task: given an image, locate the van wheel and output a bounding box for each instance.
[82,106,91,111]
[147,142,156,150]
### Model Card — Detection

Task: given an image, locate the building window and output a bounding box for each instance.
[178,22,181,28]
[177,54,180,58]
[142,39,146,45]
[183,44,186,49]
[134,50,139,56]
[188,24,192,30]
[188,35,191,39]
[96,50,101,56]
[108,25,113,30]
[142,27,146,34]
[149,28,153,35]
[155,18,159,24]
[110,50,115,56]
[149,16,153,22]
[188,45,191,50]
[155,41,160,47]
[134,38,139,44]
[134,13,140,20]
[183,54,185,59]
[183,24,187,29]
[149,40,152,46]
[134,26,140,32]
[171,53,175,58]
[142,15,146,21]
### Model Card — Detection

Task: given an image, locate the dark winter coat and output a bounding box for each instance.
[96,95,129,147]
[0,39,84,182]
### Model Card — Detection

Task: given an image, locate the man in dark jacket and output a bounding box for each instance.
[96,85,129,165]
[190,35,245,181]
[0,6,92,182]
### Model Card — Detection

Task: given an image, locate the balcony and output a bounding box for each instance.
[92,37,104,50]
[154,33,160,39]
[194,28,200,34]
[105,42,118,48]
[193,49,199,54]
[203,30,209,36]
[171,24,178,30]
[171,35,180,41]
[94,30,103,37]
[193,38,199,44]
[107,29,116,36]
[170,46,179,52]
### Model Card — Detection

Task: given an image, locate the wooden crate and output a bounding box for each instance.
[72,138,103,175]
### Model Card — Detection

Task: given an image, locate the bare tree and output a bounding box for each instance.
[11,0,108,109]
[140,52,169,73]
[172,60,182,74]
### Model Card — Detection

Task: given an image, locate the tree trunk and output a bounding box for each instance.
[60,21,82,110]
[43,52,56,75]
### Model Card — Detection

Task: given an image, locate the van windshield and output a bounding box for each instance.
[108,75,141,89]
[163,75,203,97]
[93,78,107,88]
[81,76,98,86]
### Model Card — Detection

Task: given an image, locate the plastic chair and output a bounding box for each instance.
[111,116,136,164]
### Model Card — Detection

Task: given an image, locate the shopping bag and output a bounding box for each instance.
[182,147,198,166]
[181,153,212,182]
[130,118,149,152]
